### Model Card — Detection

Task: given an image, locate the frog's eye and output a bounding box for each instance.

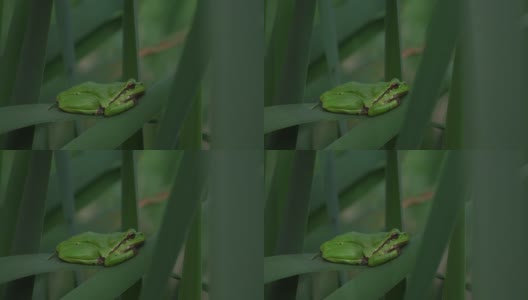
[127,232,136,239]
[390,233,399,239]
[127,82,136,89]
[390,82,399,89]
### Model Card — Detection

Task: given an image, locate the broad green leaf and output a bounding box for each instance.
[405,152,466,300]
[396,0,459,149]
[0,254,97,285]
[0,104,94,136]
[264,104,360,134]
[325,102,408,150]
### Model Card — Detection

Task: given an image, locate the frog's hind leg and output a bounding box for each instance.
[321,103,365,115]
[59,106,105,116]
[57,243,103,265]
[320,243,367,265]
[321,97,366,115]
[57,94,101,115]
[367,249,400,266]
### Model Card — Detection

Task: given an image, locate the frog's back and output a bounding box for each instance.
[327,81,389,93]
[58,82,126,102]
[320,81,391,108]
[58,232,123,250]
[328,231,388,249]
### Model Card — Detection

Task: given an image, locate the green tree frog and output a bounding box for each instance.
[56,79,145,116]
[319,228,409,266]
[55,229,145,266]
[320,78,409,116]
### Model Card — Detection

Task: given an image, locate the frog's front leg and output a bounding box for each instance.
[367,249,400,266]
[104,249,137,266]
[57,95,102,115]
[367,100,399,116]
[103,100,136,117]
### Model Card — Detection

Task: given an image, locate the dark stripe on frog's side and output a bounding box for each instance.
[107,83,133,105]
[107,231,139,256]
[370,232,401,256]
[363,94,403,115]
[107,86,145,106]
[94,90,144,116]
[370,82,406,106]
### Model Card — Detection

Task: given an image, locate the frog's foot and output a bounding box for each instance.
[311,252,322,260]
[48,251,58,260]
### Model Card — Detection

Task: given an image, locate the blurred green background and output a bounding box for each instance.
[265,150,528,300]
[0,149,262,300]
[265,150,463,299]
[264,0,527,150]
[0,0,263,150]
[0,0,210,149]
[0,0,196,98]
[0,151,207,299]
[265,0,455,149]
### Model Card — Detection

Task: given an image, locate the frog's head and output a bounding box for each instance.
[122,79,146,101]
[368,79,408,116]
[378,79,408,103]
[378,228,409,253]
[122,229,146,249]
[388,78,409,96]
[110,79,145,107]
